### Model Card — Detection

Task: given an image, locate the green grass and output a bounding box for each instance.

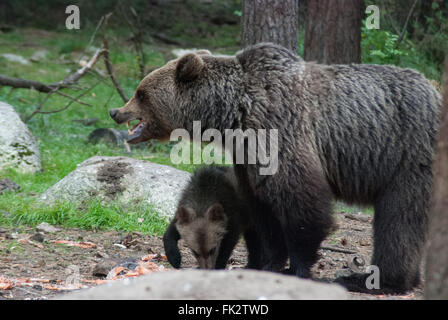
[0,197,168,236]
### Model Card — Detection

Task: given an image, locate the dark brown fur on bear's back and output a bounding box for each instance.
[111,42,442,293]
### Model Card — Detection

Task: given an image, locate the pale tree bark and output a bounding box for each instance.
[425,56,448,300]
[242,0,299,53]
[304,0,363,64]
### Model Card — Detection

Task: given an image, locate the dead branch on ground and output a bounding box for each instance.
[0,48,105,93]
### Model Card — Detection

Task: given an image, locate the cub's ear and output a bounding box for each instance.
[176,206,193,225]
[206,203,225,222]
[176,53,204,83]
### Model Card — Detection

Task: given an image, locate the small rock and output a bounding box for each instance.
[0,179,21,194]
[113,243,127,250]
[92,259,117,278]
[359,239,370,246]
[32,284,43,291]
[95,251,110,259]
[30,50,48,63]
[348,256,366,272]
[36,222,60,234]
[30,232,45,243]
[8,232,18,239]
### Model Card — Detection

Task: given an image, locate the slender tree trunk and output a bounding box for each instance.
[425,55,448,300]
[242,0,299,53]
[304,0,363,64]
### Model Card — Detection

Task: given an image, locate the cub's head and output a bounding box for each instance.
[175,203,228,269]
[109,50,213,144]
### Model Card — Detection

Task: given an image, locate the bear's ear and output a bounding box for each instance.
[176,207,193,225]
[206,203,225,222]
[176,53,204,83]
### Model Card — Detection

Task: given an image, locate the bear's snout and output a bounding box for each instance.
[109,108,118,119]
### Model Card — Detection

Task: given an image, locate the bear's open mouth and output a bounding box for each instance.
[126,119,146,138]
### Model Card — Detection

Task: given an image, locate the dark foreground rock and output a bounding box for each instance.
[56,269,347,300]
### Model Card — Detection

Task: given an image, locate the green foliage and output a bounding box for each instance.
[361,22,442,82]
[361,25,406,64]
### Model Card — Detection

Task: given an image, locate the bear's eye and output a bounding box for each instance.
[136,90,145,101]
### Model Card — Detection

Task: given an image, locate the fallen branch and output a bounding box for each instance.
[0,74,55,92]
[0,48,106,93]
[320,245,357,254]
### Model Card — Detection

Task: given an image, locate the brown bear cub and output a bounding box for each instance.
[163,166,263,270]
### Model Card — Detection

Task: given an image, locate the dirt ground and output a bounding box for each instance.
[0,211,422,300]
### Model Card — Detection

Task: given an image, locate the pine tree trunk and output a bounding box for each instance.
[304,0,363,64]
[425,56,448,300]
[241,0,299,53]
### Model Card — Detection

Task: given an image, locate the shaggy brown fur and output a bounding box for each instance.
[110,43,441,293]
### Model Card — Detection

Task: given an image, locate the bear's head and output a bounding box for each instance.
[109,50,241,144]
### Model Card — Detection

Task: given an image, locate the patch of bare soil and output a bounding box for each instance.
[0,211,423,300]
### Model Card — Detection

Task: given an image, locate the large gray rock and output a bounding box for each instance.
[40,156,191,219]
[0,101,42,173]
[57,269,347,300]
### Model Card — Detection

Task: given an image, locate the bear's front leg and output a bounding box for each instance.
[266,164,335,278]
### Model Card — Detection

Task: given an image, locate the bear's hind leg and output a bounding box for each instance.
[370,170,429,292]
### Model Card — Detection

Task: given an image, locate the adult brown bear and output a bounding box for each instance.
[109,43,441,293]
